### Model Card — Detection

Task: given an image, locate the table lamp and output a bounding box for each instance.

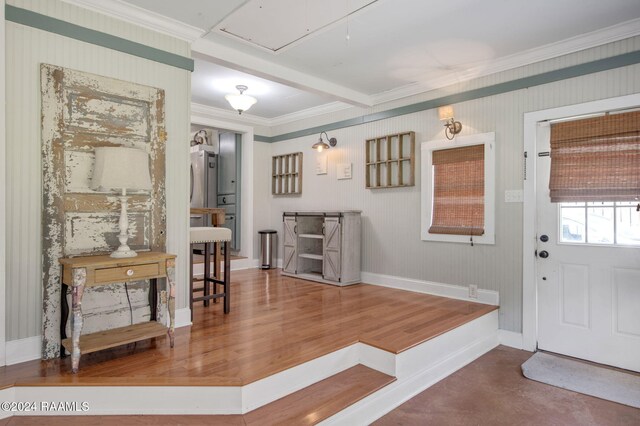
[91,147,152,258]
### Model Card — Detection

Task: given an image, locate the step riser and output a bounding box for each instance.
[0,311,498,420]
[322,310,499,425]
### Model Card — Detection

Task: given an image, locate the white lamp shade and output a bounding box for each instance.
[438,105,455,121]
[91,147,152,191]
[225,93,257,113]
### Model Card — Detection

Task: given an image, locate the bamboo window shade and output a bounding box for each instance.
[549,110,640,202]
[429,144,485,236]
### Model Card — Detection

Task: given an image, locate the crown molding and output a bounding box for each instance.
[268,102,353,127]
[372,18,640,105]
[60,0,205,43]
[191,102,271,127]
[191,101,356,129]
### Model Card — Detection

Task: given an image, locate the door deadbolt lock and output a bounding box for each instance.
[538,250,549,259]
[540,235,549,242]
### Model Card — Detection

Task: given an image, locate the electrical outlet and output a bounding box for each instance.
[469,284,478,299]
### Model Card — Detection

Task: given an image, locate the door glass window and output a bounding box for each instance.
[559,202,640,246]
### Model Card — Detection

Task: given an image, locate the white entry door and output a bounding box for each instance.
[536,123,640,372]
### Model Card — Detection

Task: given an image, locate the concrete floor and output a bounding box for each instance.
[375,345,640,426]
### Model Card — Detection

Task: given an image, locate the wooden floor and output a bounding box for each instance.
[0,268,496,388]
[0,364,395,426]
[5,347,638,426]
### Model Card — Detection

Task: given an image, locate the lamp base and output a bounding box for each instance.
[111,192,137,258]
[110,247,138,258]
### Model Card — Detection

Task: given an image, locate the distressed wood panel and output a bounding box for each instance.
[64,194,150,213]
[41,63,166,359]
[66,93,150,138]
[64,213,150,255]
[63,282,151,336]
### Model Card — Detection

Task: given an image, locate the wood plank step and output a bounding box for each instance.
[61,322,167,355]
[244,364,395,426]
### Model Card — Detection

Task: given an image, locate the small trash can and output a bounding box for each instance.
[258,230,277,269]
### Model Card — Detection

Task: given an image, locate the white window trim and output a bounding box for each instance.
[421,132,496,245]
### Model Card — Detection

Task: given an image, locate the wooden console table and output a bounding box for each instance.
[59,252,176,373]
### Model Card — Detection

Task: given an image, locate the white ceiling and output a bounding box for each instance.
[89,0,640,121]
[191,58,337,119]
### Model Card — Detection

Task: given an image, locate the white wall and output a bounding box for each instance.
[265,36,640,332]
[1,0,7,365]
[5,0,191,341]
[252,142,273,259]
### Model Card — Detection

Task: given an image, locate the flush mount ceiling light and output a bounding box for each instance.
[438,105,463,140]
[312,131,338,152]
[225,85,257,115]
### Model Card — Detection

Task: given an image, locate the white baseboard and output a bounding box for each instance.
[0,388,15,419]
[321,311,499,425]
[192,257,260,276]
[174,308,192,329]
[361,271,499,306]
[6,309,193,366]
[498,330,525,350]
[6,335,41,365]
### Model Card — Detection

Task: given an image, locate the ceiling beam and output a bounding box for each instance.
[192,38,373,108]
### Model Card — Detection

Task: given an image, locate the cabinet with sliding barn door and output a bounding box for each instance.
[282,211,361,286]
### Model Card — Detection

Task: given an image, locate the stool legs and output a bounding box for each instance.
[213,241,219,304]
[203,242,211,307]
[189,239,231,318]
[189,245,194,321]
[224,240,230,314]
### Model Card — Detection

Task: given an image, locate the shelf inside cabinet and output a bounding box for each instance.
[299,233,323,239]
[298,253,323,260]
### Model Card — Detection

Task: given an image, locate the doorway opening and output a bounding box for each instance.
[522,94,640,372]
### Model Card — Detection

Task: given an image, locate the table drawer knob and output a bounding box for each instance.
[126,269,135,277]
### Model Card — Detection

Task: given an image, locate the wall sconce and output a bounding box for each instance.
[225,85,257,115]
[438,105,462,140]
[312,131,338,152]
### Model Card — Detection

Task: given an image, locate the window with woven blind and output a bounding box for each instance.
[421,132,495,245]
[429,145,485,236]
[549,110,640,202]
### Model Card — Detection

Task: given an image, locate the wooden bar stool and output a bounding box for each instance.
[189,227,231,320]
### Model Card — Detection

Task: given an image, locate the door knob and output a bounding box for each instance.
[538,250,549,259]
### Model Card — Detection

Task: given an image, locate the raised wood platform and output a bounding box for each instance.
[0,365,395,425]
[1,268,496,388]
[0,268,499,422]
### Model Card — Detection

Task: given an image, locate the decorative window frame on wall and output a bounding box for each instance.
[365,131,415,188]
[272,152,303,195]
[421,132,496,245]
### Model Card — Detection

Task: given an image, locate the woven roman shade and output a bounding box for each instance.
[549,110,640,202]
[429,144,485,236]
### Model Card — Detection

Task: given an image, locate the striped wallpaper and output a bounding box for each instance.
[5,0,191,341]
[263,36,640,332]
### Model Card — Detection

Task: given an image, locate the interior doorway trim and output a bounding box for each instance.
[522,93,640,351]
[190,109,255,264]
[1,2,7,366]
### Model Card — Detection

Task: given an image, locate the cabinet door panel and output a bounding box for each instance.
[323,217,341,281]
[283,217,297,273]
